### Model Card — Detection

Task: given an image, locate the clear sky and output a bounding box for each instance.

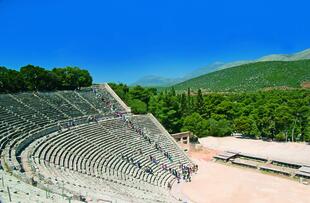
[1,0,310,84]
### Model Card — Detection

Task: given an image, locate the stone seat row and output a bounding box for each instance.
[32,119,175,187]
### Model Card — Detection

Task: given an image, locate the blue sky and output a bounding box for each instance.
[1,0,310,84]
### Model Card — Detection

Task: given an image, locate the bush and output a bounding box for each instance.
[275,132,286,141]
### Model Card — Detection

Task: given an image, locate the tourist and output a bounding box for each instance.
[167,182,172,190]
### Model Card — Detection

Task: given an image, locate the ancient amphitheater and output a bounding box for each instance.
[0,84,193,203]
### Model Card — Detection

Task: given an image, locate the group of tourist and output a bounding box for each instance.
[122,117,155,146]
[87,115,98,123]
[149,155,159,165]
[121,115,176,166]
[145,166,153,175]
[114,101,199,189]
[179,163,197,182]
[121,153,142,169]
[155,143,173,162]
[121,152,157,175]
[57,120,76,131]
[92,87,118,112]
[170,163,199,184]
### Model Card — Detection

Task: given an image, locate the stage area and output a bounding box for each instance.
[178,158,310,203]
[173,138,310,203]
[200,136,310,165]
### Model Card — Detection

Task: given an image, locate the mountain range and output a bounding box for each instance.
[131,48,310,87]
[172,59,310,92]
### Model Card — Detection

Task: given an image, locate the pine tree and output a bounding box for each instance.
[195,89,205,115]
[180,93,188,116]
[187,88,193,114]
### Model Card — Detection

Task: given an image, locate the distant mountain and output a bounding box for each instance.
[132,48,310,87]
[131,75,182,87]
[259,48,310,61]
[184,61,226,79]
[173,59,310,92]
[130,62,225,87]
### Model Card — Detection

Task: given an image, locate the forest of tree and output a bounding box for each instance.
[110,83,310,142]
[0,65,92,92]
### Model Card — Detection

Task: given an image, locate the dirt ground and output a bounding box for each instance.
[200,136,310,165]
[173,139,310,203]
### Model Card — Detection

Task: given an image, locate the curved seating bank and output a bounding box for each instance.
[0,84,193,203]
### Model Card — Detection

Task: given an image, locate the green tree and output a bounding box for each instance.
[234,116,260,138]
[0,67,26,92]
[179,93,188,116]
[20,65,54,91]
[275,105,294,141]
[108,83,130,101]
[297,106,310,141]
[182,113,208,137]
[206,118,232,137]
[110,83,310,143]
[53,66,92,90]
[195,89,205,115]
[128,99,147,114]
